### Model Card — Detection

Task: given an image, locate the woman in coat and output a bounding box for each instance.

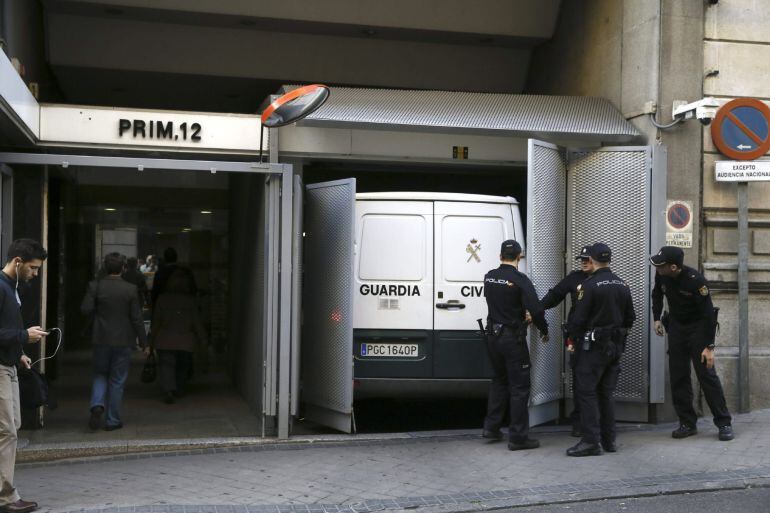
[150,268,206,404]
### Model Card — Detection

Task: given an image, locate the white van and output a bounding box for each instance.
[351,192,524,398]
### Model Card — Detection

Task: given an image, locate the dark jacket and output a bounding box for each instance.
[568,267,636,339]
[0,272,28,367]
[540,269,589,323]
[151,264,196,305]
[651,265,716,347]
[483,264,548,335]
[151,293,207,352]
[81,275,148,347]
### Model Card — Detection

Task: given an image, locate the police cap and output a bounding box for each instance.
[575,245,592,260]
[650,246,684,267]
[500,239,522,259]
[589,242,612,263]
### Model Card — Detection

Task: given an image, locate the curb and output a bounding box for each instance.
[19,423,659,464]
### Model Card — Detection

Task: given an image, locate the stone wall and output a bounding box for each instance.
[702,0,770,411]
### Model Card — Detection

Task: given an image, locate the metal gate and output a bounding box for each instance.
[527,142,666,423]
[526,140,567,425]
[567,147,655,414]
[301,178,356,433]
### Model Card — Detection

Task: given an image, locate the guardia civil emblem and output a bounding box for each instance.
[466,238,481,263]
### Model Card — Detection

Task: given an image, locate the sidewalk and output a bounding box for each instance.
[15,409,770,513]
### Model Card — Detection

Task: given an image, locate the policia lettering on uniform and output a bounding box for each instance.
[650,246,734,442]
[567,243,635,457]
[481,240,548,451]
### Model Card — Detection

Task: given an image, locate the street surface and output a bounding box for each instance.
[14,408,770,513]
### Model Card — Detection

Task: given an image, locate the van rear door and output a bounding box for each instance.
[433,201,514,378]
[353,200,434,378]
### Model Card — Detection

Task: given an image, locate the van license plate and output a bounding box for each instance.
[361,343,419,357]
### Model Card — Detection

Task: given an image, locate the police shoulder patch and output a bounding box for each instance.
[699,285,709,296]
[577,289,584,300]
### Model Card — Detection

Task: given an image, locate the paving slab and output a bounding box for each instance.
[13,409,770,513]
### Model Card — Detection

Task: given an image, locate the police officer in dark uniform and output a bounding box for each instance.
[541,245,593,437]
[567,243,635,457]
[650,246,733,441]
[482,240,549,451]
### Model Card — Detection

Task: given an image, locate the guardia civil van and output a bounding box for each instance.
[351,192,524,398]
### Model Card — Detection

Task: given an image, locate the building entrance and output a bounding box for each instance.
[0,153,294,442]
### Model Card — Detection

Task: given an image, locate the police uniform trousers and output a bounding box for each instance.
[668,319,731,428]
[575,342,621,446]
[484,327,531,442]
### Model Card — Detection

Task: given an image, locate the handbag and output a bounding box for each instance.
[18,367,49,409]
[141,351,157,383]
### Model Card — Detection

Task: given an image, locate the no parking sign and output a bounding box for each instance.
[665,200,693,248]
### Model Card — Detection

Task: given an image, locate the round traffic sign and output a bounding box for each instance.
[667,203,691,230]
[711,98,770,160]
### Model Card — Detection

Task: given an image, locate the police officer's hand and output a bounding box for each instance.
[701,347,715,369]
[19,355,32,369]
[524,310,532,324]
[654,320,665,337]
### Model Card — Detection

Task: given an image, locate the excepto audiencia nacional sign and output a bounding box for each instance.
[715,160,770,182]
[39,104,264,152]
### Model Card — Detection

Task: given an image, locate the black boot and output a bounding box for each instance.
[566,441,602,457]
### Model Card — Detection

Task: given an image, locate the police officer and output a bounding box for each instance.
[567,243,635,457]
[541,245,594,437]
[482,239,549,451]
[650,246,733,441]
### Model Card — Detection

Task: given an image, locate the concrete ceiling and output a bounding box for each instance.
[42,0,561,113]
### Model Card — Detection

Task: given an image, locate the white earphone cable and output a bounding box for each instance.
[31,328,63,367]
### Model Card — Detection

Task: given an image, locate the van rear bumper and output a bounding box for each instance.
[353,378,490,399]
[354,329,495,380]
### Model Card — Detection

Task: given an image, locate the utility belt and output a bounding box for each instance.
[580,326,628,356]
[485,321,525,341]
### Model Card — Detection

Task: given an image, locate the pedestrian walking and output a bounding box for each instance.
[540,244,593,437]
[482,240,548,451]
[567,243,635,456]
[0,239,48,513]
[150,268,207,404]
[82,252,148,431]
[122,256,148,307]
[650,246,733,441]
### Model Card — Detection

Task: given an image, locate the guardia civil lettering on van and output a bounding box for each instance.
[359,284,421,296]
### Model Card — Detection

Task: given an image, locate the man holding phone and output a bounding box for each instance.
[650,246,733,442]
[0,239,48,513]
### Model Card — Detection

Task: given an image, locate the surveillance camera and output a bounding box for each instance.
[672,97,722,125]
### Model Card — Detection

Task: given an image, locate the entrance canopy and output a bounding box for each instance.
[278,85,641,143]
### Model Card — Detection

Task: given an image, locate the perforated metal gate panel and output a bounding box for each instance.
[301,179,355,433]
[526,140,566,415]
[567,148,651,402]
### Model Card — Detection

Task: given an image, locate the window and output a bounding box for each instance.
[359,215,425,281]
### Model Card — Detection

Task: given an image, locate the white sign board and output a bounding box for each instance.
[715,160,770,182]
[665,200,693,248]
[40,104,267,153]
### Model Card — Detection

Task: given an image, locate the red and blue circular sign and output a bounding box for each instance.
[711,98,770,160]
[667,203,691,230]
